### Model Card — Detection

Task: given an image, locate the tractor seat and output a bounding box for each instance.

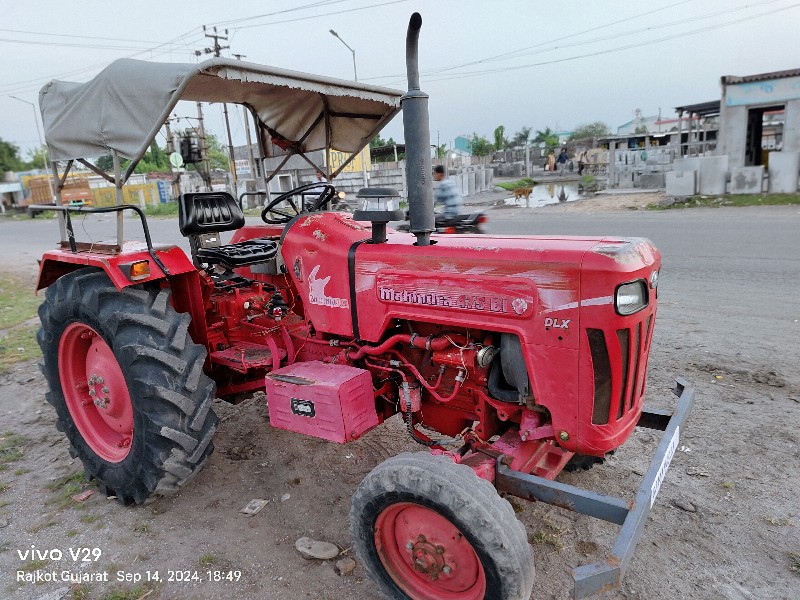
[178,192,277,270]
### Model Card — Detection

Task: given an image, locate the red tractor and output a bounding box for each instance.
[32,13,693,600]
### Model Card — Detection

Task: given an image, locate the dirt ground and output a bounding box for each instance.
[1,196,799,600]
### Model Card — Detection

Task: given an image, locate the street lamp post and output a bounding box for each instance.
[10,95,54,199]
[9,96,50,169]
[329,29,368,188]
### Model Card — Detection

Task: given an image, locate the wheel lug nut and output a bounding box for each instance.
[89,389,96,397]
[97,376,104,384]
[417,535,426,543]
[102,386,109,393]
[442,565,451,574]
[406,542,414,550]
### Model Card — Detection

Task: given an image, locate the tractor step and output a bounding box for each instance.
[210,342,287,373]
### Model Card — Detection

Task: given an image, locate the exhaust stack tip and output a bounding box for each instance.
[409,12,422,29]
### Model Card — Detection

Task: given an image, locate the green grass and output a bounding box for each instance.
[143,202,179,217]
[99,586,154,600]
[71,584,90,600]
[496,178,537,191]
[0,433,26,470]
[18,559,50,573]
[650,193,800,210]
[0,273,42,373]
[789,551,800,574]
[0,273,40,330]
[0,325,40,374]
[29,519,60,533]
[198,552,216,566]
[80,513,101,524]
[47,471,90,509]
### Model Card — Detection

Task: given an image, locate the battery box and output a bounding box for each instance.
[265,361,379,443]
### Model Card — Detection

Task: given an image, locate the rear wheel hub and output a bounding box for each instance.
[59,322,134,463]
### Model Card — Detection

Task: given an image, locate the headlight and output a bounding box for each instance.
[615,280,648,315]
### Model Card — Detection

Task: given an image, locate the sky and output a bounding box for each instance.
[2,0,799,159]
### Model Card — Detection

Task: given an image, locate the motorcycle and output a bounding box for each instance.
[395,210,488,234]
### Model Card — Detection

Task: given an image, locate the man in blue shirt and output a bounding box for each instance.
[432,165,462,222]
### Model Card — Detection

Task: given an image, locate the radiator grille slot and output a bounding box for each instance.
[616,328,630,419]
[630,322,642,411]
[588,328,612,425]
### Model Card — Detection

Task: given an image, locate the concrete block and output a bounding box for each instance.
[453,175,464,197]
[673,157,701,172]
[639,173,665,189]
[666,170,697,196]
[467,172,476,196]
[512,163,524,177]
[767,151,800,193]
[477,168,486,191]
[697,156,728,195]
[730,166,764,194]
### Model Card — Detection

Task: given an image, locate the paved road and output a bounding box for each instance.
[2,205,798,380]
[487,206,800,383]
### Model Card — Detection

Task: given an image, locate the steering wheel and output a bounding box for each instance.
[260,183,337,224]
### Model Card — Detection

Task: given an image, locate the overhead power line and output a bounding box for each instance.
[213,0,354,27]
[415,2,800,85]
[0,28,164,45]
[228,0,409,31]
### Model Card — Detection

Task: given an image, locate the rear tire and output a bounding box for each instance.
[37,269,217,504]
[350,452,534,600]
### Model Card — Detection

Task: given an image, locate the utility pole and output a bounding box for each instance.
[10,95,53,200]
[196,103,212,190]
[234,53,258,196]
[197,26,237,191]
[164,118,181,200]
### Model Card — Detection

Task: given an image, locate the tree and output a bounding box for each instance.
[0,138,25,176]
[468,133,494,157]
[634,125,649,135]
[435,144,447,159]
[533,127,560,152]
[370,134,390,149]
[26,146,48,170]
[568,121,610,141]
[134,142,170,174]
[493,125,507,151]
[512,126,532,148]
[205,133,229,171]
[95,155,115,172]
[369,135,404,163]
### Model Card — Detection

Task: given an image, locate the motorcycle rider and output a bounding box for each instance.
[432,165,462,225]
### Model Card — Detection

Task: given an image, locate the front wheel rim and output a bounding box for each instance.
[374,502,486,600]
[59,322,134,462]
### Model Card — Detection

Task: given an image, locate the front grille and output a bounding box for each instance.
[589,315,653,426]
[588,328,612,425]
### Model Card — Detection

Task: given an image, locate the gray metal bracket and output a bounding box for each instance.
[495,377,695,599]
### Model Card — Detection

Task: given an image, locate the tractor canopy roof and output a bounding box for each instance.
[39,57,403,177]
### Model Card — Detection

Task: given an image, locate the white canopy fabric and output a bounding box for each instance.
[39,58,404,165]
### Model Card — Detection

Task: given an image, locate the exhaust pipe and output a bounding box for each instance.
[402,12,434,246]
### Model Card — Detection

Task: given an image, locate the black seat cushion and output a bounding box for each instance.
[196,238,278,270]
[179,192,244,236]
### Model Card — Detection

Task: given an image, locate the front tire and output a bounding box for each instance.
[350,452,534,600]
[37,269,217,504]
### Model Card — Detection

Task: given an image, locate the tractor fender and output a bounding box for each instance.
[36,244,197,293]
